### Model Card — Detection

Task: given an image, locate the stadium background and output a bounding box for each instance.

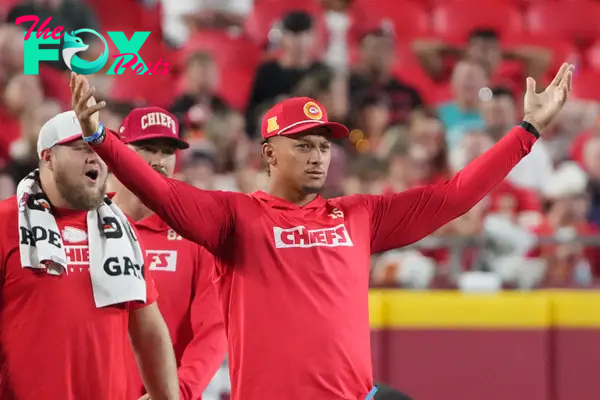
[2,0,600,399]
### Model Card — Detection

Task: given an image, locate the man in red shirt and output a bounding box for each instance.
[71,64,573,400]
[109,107,227,399]
[0,111,179,399]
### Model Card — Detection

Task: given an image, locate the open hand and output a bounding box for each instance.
[523,62,574,134]
[69,72,106,137]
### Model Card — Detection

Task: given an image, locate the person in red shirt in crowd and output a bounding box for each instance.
[0,111,179,400]
[109,107,227,400]
[72,63,572,400]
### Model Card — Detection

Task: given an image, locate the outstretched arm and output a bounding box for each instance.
[70,73,235,255]
[364,63,574,253]
[364,125,535,253]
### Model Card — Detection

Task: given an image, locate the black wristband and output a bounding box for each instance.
[519,120,540,139]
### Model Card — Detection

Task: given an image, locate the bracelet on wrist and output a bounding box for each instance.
[82,122,106,146]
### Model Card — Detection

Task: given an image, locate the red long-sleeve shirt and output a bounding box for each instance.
[93,126,536,400]
[126,214,226,400]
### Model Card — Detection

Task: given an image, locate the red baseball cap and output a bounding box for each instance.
[261,97,349,140]
[119,106,189,149]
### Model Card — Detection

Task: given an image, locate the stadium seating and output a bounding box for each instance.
[243,0,324,47]
[179,30,261,70]
[431,2,523,40]
[525,1,600,44]
[349,0,431,40]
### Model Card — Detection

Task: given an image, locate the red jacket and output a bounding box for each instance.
[127,213,226,400]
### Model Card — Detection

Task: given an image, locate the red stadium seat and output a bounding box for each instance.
[0,0,20,20]
[243,0,323,47]
[584,39,600,71]
[349,0,430,39]
[87,0,151,32]
[217,67,256,111]
[432,2,524,40]
[109,72,176,108]
[180,30,261,70]
[525,2,600,43]
[570,70,600,101]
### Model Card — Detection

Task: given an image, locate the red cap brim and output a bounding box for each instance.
[124,133,190,149]
[276,121,349,139]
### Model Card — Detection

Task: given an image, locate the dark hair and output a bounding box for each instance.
[293,66,335,98]
[468,28,499,42]
[490,86,515,102]
[281,11,314,33]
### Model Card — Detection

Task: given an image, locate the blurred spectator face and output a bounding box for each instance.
[0,25,25,76]
[461,130,493,162]
[387,153,410,187]
[183,153,217,189]
[409,116,445,160]
[406,145,432,184]
[451,61,488,107]
[186,54,218,95]
[482,92,516,137]
[358,99,390,138]
[360,32,395,76]
[4,74,43,114]
[584,137,600,180]
[551,195,589,225]
[0,172,15,201]
[451,130,494,171]
[281,30,316,60]
[280,12,316,61]
[466,31,502,73]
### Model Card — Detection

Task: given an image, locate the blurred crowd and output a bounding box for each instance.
[2,0,600,291]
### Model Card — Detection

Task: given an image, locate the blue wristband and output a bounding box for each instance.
[83,122,106,145]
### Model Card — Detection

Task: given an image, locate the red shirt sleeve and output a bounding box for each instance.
[92,130,236,255]
[362,126,536,253]
[178,247,227,399]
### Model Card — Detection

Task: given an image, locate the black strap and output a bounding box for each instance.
[519,120,540,139]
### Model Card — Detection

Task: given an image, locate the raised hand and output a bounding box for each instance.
[523,62,574,134]
[69,72,106,136]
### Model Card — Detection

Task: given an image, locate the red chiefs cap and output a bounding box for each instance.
[261,97,349,140]
[119,106,189,149]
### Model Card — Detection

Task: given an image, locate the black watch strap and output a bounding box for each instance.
[519,121,540,139]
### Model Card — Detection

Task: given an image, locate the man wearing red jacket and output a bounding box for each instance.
[70,63,573,400]
[108,107,227,400]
